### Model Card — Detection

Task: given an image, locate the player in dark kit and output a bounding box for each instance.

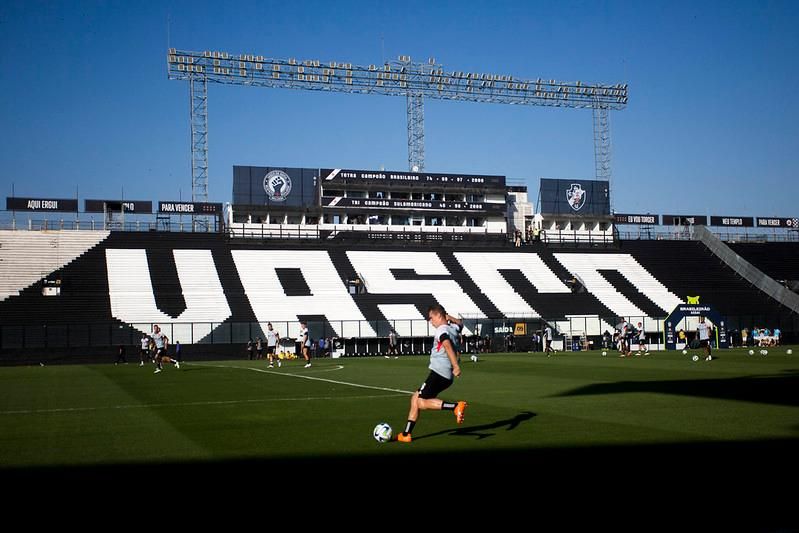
[397,304,468,443]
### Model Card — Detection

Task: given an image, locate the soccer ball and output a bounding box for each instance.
[373,422,392,443]
[748,350,754,356]
[470,354,478,362]
[601,351,607,357]
[761,349,768,356]
[682,350,687,355]
[692,355,699,362]
[787,349,793,355]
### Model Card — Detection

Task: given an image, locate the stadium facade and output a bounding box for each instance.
[1,165,797,363]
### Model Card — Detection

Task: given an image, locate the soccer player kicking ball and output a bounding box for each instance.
[397,304,467,443]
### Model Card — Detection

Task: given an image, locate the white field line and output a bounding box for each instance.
[191,362,414,395]
[0,393,405,416]
[0,362,413,416]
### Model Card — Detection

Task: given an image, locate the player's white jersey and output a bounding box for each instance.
[152,332,166,349]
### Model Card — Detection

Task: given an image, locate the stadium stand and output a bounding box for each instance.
[0,230,109,301]
[0,231,796,361]
[727,242,799,285]
[453,251,571,317]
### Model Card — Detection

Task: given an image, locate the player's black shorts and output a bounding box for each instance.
[266,346,275,354]
[418,370,453,399]
[699,339,710,348]
[156,347,166,357]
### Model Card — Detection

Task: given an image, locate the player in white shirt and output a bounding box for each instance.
[266,322,281,368]
[697,316,712,361]
[636,322,649,356]
[139,333,151,367]
[544,325,555,356]
[397,304,467,443]
[152,324,179,374]
[299,321,311,368]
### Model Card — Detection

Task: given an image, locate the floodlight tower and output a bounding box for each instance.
[167,49,628,202]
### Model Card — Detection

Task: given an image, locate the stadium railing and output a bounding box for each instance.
[3,315,794,355]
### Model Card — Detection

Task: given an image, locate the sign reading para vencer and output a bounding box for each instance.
[158,201,222,215]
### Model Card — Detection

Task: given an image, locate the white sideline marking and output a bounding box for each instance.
[191,362,414,395]
[0,393,405,416]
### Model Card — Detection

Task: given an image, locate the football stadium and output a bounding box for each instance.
[2,5,798,511]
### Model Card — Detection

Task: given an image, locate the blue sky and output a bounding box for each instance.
[1,0,797,217]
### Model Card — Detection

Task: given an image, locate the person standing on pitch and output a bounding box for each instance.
[697,316,712,361]
[397,304,467,443]
[266,322,281,368]
[139,333,151,367]
[255,336,264,360]
[636,322,649,355]
[387,329,398,358]
[299,321,312,368]
[544,324,554,356]
[152,324,179,374]
[115,344,127,365]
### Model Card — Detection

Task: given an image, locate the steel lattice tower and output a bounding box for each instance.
[592,101,612,207]
[189,74,208,203]
[168,49,628,199]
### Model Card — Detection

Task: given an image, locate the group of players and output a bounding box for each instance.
[247,321,313,369]
[134,310,466,442]
[139,325,180,374]
[610,320,649,357]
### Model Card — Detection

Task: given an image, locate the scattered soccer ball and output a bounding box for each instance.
[761,349,768,356]
[748,350,754,356]
[470,354,478,363]
[787,349,793,355]
[682,350,688,355]
[373,422,392,443]
[692,355,699,362]
[601,351,607,357]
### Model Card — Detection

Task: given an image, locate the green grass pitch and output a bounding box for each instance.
[1,346,797,471]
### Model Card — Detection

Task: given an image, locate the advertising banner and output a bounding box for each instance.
[320,168,505,188]
[614,213,659,225]
[233,166,318,208]
[661,214,708,226]
[84,200,152,213]
[321,196,506,213]
[158,201,223,215]
[755,217,798,228]
[6,197,78,212]
[539,179,610,216]
[709,216,754,227]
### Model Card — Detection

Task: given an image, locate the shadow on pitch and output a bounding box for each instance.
[553,371,799,407]
[412,411,537,441]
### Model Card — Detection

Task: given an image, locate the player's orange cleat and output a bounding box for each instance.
[397,432,412,443]
[454,401,468,424]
